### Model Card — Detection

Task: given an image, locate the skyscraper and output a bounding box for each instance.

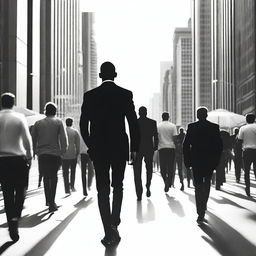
[160,61,171,113]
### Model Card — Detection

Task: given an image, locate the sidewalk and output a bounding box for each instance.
[0,162,256,256]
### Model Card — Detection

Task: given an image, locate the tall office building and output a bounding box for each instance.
[148,93,161,124]
[192,0,212,113]
[40,0,82,126]
[211,0,235,111]
[82,13,97,92]
[173,21,193,128]
[234,0,256,115]
[160,61,171,113]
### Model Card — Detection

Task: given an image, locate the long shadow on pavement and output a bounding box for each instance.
[0,241,16,255]
[136,199,155,224]
[24,197,93,256]
[199,211,256,256]
[165,194,185,217]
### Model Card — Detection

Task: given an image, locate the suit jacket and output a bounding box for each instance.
[183,120,223,171]
[137,117,158,155]
[79,81,140,161]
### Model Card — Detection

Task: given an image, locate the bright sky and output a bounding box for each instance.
[80,0,191,110]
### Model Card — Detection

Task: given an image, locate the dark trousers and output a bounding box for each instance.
[192,167,213,217]
[175,155,184,184]
[133,152,153,198]
[0,156,29,222]
[216,151,226,188]
[38,154,61,207]
[243,149,256,193]
[93,157,126,237]
[234,153,242,181]
[62,158,77,193]
[80,153,94,196]
[159,148,175,186]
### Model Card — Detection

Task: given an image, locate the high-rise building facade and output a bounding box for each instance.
[40,0,82,126]
[234,0,256,115]
[82,12,97,91]
[173,22,193,128]
[160,61,171,113]
[192,0,212,113]
[211,0,235,112]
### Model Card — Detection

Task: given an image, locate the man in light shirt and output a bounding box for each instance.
[62,117,80,193]
[0,93,33,242]
[238,113,256,197]
[157,112,177,192]
[32,102,68,212]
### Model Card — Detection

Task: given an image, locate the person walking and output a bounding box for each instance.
[183,107,222,223]
[237,114,256,197]
[133,106,158,201]
[157,112,177,192]
[0,93,33,242]
[32,102,68,212]
[80,62,140,247]
[62,117,80,194]
[79,133,94,197]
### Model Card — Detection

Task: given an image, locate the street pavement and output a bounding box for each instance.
[0,160,256,256]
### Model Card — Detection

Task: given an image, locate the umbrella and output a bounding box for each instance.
[207,109,246,131]
[13,106,45,126]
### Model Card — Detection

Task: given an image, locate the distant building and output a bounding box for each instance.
[160,61,171,112]
[148,93,161,124]
[172,20,193,128]
[82,12,97,92]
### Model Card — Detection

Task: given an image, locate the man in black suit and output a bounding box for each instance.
[133,106,158,200]
[80,62,140,247]
[183,107,222,223]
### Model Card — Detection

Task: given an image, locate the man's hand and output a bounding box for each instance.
[129,152,137,165]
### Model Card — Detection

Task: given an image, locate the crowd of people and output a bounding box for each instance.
[0,62,255,248]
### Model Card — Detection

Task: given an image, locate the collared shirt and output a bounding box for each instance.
[101,80,114,84]
[0,109,33,158]
[32,116,68,156]
[157,121,177,149]
[62,127,80,159]
[238,123,256,149]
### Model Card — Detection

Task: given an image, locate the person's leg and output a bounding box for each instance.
[177,155,184,190]
[243,150,252,196]
[93,160,112,238]
[87,158,94,190]
[133,153,143,199]
[144,152,154,195]
[167,149,175,188]
[80,154,88,196]
[111,158,126,228]
[70,158,77,190]
[62,159,70,193]
[202,171,213,213]
[159,149,167,183]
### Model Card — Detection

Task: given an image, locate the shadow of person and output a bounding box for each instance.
[0,241,16,255]
[183,191,196,205]
[210,196,247,210]
[136,199,155,224]
[165,194,185,217]
[220,189,256,202]
[24,197,93,256]
[199,211,256,256]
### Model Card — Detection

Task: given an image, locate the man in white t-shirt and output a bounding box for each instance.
[157,112,177,192]
[238,113,256,197]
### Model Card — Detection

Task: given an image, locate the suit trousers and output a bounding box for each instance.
[243,149,256,193]
[93,157,126,237]
[159,148,175,186]
[234,153,242,181]
[80,153,94,196]
[38,154,61,207]
[62,158,77,193]
[0,156,29,222]
[133,152,154,198]
[192,167,213,216]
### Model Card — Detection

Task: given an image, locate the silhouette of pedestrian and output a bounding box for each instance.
[237,113,256,197]
[157,112,177,192]
[133,106,158,200]
[0,93,33,242]
[32,102,68,212]
[183,107,222,223]
[62,117,80,194]
[79,61,140,247]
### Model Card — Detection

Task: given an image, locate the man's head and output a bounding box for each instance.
[162,112,169,121]
[179,127,184,134]
[233,127,239,135]
[197,106,208,121]
[99,62,117,81]
[246,113,255,124]
[139,106,147,118]
[45,102,57,116]
[66,117,73,127]
[1,92,15,109]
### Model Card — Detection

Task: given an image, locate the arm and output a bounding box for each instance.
[153,121,158,151]
[59,121,68,155]
[75,130,80,157]
[125,92,140,153]
[31,124,38,157]
[21,118,33,160]
[79,93,91,148]
[183,125,192,168]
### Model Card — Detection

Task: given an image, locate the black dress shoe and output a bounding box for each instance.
[164,182,169,192]
[137,195,142,201]
[111,225,121,244]
[101,236,117,247]
[180,184,184,191]
[49,203,58,212]
[245,187,251,197]
[9,220,19,242]
[146,189,151,197]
